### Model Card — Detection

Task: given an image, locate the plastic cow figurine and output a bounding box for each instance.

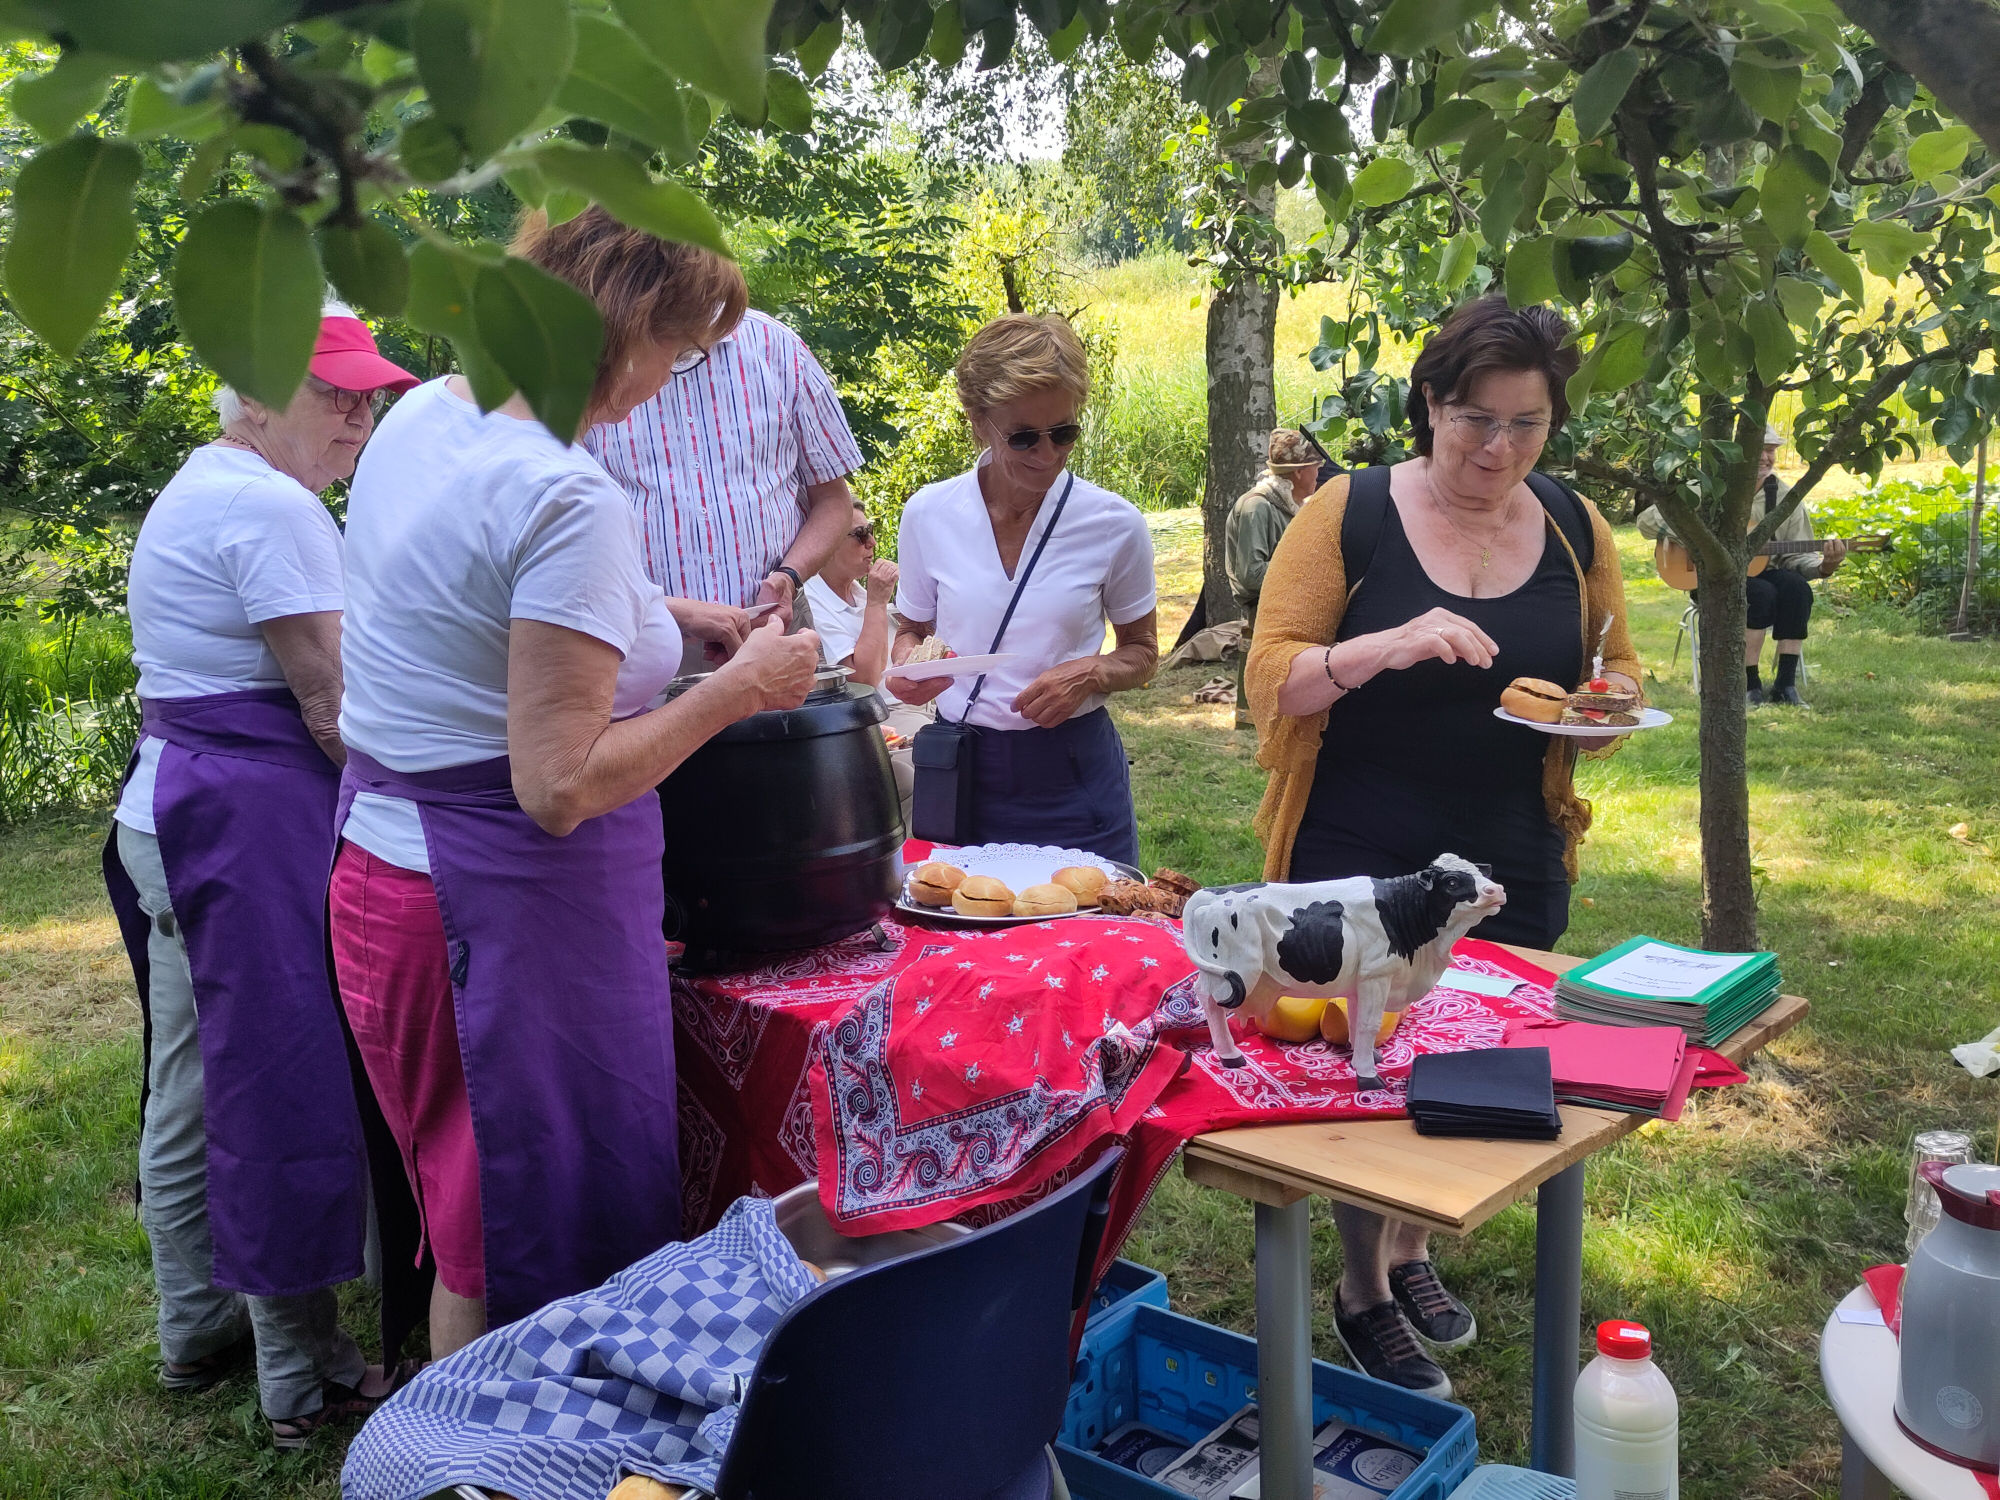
[1180,854,1507,1087]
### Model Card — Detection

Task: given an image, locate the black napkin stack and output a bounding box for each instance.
[1407,1047,1563,1140]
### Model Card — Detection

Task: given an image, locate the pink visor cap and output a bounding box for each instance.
[310,316,421,394]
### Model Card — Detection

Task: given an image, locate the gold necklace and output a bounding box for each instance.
[1426,473,1519,569]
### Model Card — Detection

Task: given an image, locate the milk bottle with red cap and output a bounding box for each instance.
[1574,1319,1679,1500]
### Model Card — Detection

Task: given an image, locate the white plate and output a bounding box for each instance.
[1492,705,1674,736]
[898,843,1142,926]
[883,652,1020,683]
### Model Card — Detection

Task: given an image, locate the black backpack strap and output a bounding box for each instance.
[1525,470,1595,574]
[1336,465,1395,599]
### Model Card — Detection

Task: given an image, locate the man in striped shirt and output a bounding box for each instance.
[586,308,864,624]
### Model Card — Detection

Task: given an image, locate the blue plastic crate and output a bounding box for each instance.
[1059,1302,1478,1500]
[1087,1259,1169,1328]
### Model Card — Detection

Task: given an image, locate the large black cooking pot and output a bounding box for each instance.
[656,668,902,956]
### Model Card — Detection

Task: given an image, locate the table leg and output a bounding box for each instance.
[1255,1198,1315,1500]
[1530,1161,1586,1476]
[1838,1429,1892,1500]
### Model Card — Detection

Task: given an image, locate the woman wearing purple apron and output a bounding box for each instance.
[331,206,822,1358]
[103,307,420,1447]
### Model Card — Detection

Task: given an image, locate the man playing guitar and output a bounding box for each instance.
[1638,424,1847,706]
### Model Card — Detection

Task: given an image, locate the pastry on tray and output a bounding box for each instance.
[1052,865,1110,904]
[951,875,1014,917]
[907,862,966,907]
[1097,880,1182,917]
[1014,882,1079,918]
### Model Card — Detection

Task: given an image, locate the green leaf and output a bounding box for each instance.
[1907,124,1975,183]
[1758,144,1830,248]
[407,239,515,410]
[1439,230,1478,291]
[765,69,812,133]
[1596,323,1649,389]
[1847,218,1931,279]
[1411,97,1488,150]
[1772,273,1821,328]
[473,256,604,439]
[399,115,463,182]
[1743,295,1797,386]
[1728,59,1801,123]
[1369,0,1490,58]
[3,134,143,358]
[172,200,323,409]
[317,218,411,319]
[415,0,576,163]
[865,0,933,70]
[30,0,301,64]
[930,1,968,66]
[795,17,843,79]
[1569,48,1642,141]
[10,50,114,140]
[1479,158,1526,250]
[179,130,235,204]
[1113,0,1161,61]
[1560,230,1633,280]
[1351,156,1417,208]
[1287,99,1353,155]
[1504,237,1559,307]
[1804,229,1865,304]
[526,142,730,255]
[612,0,777,118]
[1047,8,1089,62]
[125,74,228,140]
[557,14,697,160]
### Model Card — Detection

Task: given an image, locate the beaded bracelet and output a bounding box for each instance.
[1322,647,1357,694]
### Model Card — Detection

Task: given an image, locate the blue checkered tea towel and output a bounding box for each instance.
[342,1195,820,1500]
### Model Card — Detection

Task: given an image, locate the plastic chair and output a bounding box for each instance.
[712,1148,1122,1500]
[1671,597,1806,694]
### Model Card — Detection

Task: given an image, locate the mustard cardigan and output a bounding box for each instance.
[1243,473,1642,884]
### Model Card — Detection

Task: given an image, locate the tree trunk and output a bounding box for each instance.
[1692,548,1758,950]
[1200,273,1279,625]
[1832,0,2000,159]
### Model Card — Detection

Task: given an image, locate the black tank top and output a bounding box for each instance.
[1291,499,1584,939]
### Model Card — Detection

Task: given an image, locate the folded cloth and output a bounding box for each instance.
[1952,1024,2000,1078]
[1407,1047,1562,1140]
[1502,1018,1687,1115]
[341,1196,819,1500]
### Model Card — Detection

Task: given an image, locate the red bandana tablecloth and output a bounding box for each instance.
[672,903,1566,1273]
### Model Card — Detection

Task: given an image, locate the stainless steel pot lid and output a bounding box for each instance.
[663,664,852,702]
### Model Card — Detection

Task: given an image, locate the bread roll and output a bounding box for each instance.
[1014,882,1080,918]
[908,862,967,907]
[1501,677,1568,723]
[1052,866,1109,903]
[951,875,1014,917]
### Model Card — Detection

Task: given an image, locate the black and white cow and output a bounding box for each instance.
[1180,854,1507,1087]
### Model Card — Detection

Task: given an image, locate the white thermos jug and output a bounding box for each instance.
[1896,1160,2000,1470]
[1575,1319,1679,1500]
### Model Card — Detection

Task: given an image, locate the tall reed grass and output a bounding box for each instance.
[0,617,138,821]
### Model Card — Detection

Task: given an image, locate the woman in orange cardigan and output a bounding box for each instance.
[1244,294,1640,1399]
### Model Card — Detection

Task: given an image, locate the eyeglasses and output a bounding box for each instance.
[849,524,876,544]
[308,377,389,417]
[669,346,711,377]
[1003,422,1082,452]
[1445,411,1552,447]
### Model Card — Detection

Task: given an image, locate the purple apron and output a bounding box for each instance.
[337,750,679,1326]
[102,689,368,1297]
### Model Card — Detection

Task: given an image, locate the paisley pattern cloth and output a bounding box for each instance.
[340,1197,817,1500]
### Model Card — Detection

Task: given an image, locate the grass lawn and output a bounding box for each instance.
[1,516,1996,1497]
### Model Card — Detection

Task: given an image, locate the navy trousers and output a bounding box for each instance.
[966,707,1140,868]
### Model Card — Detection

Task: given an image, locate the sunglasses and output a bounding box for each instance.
[1003,422,1082,451]
[849,524,876,544]
[308,377,390,417]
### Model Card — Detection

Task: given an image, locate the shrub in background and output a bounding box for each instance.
[1816,467,1999,631]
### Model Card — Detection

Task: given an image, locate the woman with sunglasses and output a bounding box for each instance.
[103,304,422,1447]
[329,207,821,1361]
[889,313,1158,865]
[1244,295,1640,1401]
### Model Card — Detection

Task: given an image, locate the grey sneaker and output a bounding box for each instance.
[1389,1260,1478,1348]
[1333,1293,1452,1398]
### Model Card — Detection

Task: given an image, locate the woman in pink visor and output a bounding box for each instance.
[103,303,422,1449]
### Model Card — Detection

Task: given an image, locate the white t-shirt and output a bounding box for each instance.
[804,572,895,704]
[893,460,1156,733]
[338,379,681,872]
[114,445,346,834]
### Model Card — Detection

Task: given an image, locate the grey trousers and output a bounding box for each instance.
[117,821,366,1421]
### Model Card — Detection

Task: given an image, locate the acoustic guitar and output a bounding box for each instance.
[1654,533,1891,591]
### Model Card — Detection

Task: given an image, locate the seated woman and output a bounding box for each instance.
[803,499,932,828]
[1245,293,1640,1398]
[887,314,1158,865]
[330,207,821,1359]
